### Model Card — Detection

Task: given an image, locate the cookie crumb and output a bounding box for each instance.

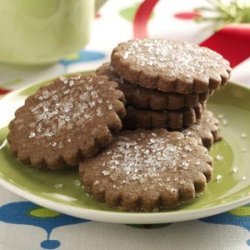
[54,183,64,189]
[215,175,222,182]
[153,208,159,212]
[215,154,224,161]
[196,193,203,198]
[74,180,81,186]
[231,167,238,174]
[241,148,248,153]
[222,119,228,126]
[241,133,247,139]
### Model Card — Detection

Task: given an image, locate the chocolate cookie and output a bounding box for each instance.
[97,63,210,110]
[8,73,126,169]
[79,129,213,211]
[111,39,231,94]
[183,110,222,148]
[123,104,204,130]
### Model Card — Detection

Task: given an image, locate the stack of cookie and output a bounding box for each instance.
[97,39,231,148]
[8,39,232,212]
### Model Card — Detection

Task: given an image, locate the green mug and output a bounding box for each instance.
[0,0,106,65]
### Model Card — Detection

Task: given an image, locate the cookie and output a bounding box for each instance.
[79,129,213,211]
[111,39,231,94]
[183,110,222,148]
[8,73,126,169]
[97,63,210,110]
[123,104,204,130]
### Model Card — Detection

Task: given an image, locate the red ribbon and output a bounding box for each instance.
[133,0,159,39]
[200,24,250,68]
[133,1,250,68]
[174,12,201,20]
[0,88,10,95]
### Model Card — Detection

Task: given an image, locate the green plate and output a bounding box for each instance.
[0,77,249,224]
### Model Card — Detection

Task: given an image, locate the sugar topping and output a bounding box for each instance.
[117,39,230,81]
[100,131,199,185]
[16,74,116,149]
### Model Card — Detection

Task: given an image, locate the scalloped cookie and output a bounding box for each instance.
[79,129,213,211]
[111,39,231,94]
[8,73,126,169]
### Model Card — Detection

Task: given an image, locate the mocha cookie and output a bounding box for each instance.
[96,63,210,110]
[111,39,231,94]
[123,104,204,130]
[8,73,126,169]
[183,110,222,148]
[79,129,213,211]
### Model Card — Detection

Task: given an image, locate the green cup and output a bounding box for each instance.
[0,0,105,65]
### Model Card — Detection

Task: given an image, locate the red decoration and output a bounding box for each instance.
[133,0,159,38]
[200,24,250,67]
[174,12,200,20]
[0,88,10,95]
[133,1,250,68]
[95,13,101,19]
